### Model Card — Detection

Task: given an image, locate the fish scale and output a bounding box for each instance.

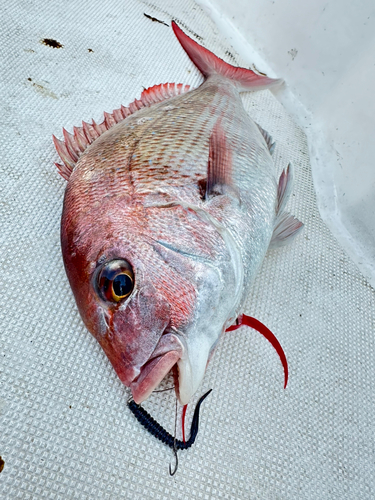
[127,86,226,189]
[55,22,303,405]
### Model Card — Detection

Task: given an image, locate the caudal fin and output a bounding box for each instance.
[172,21,282,91]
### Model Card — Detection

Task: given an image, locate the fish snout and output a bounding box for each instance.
[98,284,185,402]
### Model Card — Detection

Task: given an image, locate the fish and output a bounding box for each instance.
[53,22,303,406]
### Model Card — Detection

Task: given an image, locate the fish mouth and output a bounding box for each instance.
[130,332,184,404]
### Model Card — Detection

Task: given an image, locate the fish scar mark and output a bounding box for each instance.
[144,13,169,27]
[0,456,4,473]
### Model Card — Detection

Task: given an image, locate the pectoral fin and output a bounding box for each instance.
[205,120,239,201]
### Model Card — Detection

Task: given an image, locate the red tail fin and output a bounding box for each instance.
[171,21,282,91]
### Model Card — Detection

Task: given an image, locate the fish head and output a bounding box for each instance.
[62,196,238,405]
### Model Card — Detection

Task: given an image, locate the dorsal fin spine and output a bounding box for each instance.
[112,109,123,123]
[73,126,88,152]
[52,136,75,169]
[104,111,116,129]
[62,128,80,161]
[81,121,96,143]
[120,105,131,119]
[55,162,72,180]
[129,101,137,113]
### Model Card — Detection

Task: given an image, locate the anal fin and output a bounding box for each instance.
[270,163,303,248]
[270,212,303,248]
[277,163,293,214]
[256,123,275,155]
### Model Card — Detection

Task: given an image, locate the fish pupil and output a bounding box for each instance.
[113,274,132,297]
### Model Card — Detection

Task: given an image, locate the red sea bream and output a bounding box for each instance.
[54,22,302,405]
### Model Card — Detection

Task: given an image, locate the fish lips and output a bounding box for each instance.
[130,332,184,404]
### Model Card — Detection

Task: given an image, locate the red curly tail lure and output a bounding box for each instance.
[181,314,288,440]
[225,314,289,389]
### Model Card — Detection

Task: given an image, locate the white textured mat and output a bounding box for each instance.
[1,1,374,499]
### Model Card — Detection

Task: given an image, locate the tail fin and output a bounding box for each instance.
[171,21,282,91]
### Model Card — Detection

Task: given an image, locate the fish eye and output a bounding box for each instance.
[97,259,134,303]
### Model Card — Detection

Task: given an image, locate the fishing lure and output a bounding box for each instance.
[127,314,288,474]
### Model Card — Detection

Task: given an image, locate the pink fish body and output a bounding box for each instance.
[54,23,302,405]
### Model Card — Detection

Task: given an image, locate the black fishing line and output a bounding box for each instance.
[128,389,212,450]
[152,386,175,393]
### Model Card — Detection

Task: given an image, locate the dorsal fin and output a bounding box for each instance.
[256,123,275,155]
[53,82,191,180]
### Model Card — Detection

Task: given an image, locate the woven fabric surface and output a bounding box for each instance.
[0,1,374,498]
